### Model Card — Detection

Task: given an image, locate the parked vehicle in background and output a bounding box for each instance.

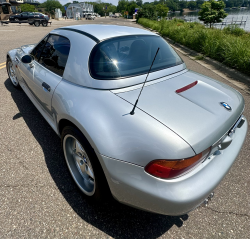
[9,12,35,22]
[9,12,50,26]
[86,13,95,20]
[27,15,50,27]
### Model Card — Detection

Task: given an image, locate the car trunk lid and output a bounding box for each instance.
[115,71,244,154]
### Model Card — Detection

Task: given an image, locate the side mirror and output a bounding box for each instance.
[21,55,33,64]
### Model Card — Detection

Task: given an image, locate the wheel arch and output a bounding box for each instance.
[7,48,18,62]
[57,117,100,155]
[57,116,113,196]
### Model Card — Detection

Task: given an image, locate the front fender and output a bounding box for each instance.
[7,48,18,62]
[52,79,195,167]
[7,48,23,82]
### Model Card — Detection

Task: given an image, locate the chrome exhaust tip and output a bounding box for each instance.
[202,192,214,207]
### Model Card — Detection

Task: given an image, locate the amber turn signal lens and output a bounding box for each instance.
[145,147,211,179]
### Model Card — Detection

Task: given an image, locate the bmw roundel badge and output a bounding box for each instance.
[220,102,232,111]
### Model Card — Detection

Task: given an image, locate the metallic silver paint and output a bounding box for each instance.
[50,27,187,90]
[57,24,156,42]
[117,70,245,153]
[6,25,248,215]
[52,79,195,165]
[99,120,247,215]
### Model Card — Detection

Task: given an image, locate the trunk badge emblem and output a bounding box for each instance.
[220,102,231,111]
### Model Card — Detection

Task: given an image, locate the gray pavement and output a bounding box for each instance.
[0,17,249,239]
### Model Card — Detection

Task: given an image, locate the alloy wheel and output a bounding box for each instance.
[63,135,96,196]
[8,61,18,86]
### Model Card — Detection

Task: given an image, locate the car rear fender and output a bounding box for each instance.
[52,79,195,167]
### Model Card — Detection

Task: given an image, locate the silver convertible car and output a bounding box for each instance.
[6,25,247,216]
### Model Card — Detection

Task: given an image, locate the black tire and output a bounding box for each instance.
[61,126,111,202]
[6,57,20,89]
[34,21,40,27]
[42,21,48,27]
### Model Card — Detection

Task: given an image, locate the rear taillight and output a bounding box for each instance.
[145,147,211,179]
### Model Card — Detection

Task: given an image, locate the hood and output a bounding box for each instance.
[116,71,244,154]
[21,44,36,55]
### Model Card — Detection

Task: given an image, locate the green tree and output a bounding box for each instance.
[85,2,116,16]
[198,0,227,28]
[179,1,187,9]
[107,5,117,14]
[166,0,179,11]
[156,4,169,18]
[196,0,205,8]
[117,0,128,13]
[127,1,138,15]
[21,4,36,12]
[41,0,64,15]
[137,4,157,20]
[136,0,143,7]
[188,1,197,10]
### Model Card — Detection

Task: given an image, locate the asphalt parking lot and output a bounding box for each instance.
[0,17,249,238]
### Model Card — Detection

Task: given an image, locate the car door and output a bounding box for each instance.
[20,12,28,20]
[19,34,71,118]
[27,12,35,20]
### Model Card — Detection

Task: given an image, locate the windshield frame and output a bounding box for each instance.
[88,34,184,81]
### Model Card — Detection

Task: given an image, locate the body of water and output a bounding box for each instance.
[168,8,250,32]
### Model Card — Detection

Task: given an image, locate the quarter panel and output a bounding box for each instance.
[52,80,195,166]
[100,119,247,215]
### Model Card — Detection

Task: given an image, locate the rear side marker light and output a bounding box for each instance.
[176,81,198,93]
[145,147,211,179]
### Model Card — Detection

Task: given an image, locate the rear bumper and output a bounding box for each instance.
[98,118,248,216]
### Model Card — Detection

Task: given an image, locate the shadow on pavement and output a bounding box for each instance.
[5,78,188,239]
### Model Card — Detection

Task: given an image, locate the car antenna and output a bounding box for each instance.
[130,47,160,115]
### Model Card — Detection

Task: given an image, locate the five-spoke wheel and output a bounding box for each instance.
[63,134,96,196]
[7,58,19,88]
[61,126,110,201]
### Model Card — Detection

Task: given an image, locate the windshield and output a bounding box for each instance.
[89,35,183,80]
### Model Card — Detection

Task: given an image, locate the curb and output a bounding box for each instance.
[140,25,250,93]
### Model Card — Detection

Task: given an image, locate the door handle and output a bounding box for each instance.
[42,82,51,92]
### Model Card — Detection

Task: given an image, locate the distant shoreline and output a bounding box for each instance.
[182,8,198,13]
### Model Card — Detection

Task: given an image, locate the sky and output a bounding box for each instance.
[38,0,155,7]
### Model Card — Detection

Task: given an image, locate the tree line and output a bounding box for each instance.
[20,0,250,18]
[117,0,249,14]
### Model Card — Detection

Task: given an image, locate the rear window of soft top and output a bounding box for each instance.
[89,35,183,80]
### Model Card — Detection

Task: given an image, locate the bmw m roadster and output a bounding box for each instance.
[6,25,247,215]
